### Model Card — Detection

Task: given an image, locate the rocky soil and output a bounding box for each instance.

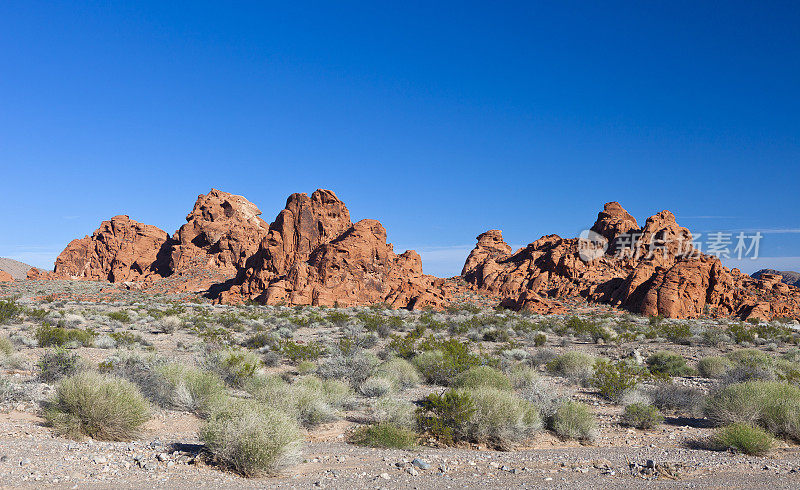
[1,278,800,488]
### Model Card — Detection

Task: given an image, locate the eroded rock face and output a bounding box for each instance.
[221,190,446,309]
[169,189,269,280]
[462,202,800,320]
[53,216,172,282]
[0,270,12,282]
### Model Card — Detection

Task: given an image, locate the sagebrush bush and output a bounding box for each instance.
[44,372,151,441]
[371,396,415,428]
[649,383,705,417]
[246,375,349,427]
[38,349,82,383]
[201,398,301,477]
[711,423,773,456]
[698,356,733,378]
[646,351,695,378]
[317,348,379,388]
[551,401,596,441]
[622,403,664,429]
[509,365,539,391]
[0,335,14,356]
[359,376,393,398]
[348,423,416,449]
[705,381,800,440]
[156,363,226,415]
[372,357,420,390]
[453,366,512,391]
[546,352,595,383]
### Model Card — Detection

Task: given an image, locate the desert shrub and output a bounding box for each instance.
[246,375,347,427]
[416,390,476,445]
[317,348,379,388]
[458,387,541,445]
[711,423,773,456]
[207,349,261,387]
[533,333,547,347]
[296,360,316,374]
[622,403,664,429]
[371,396,415,428]
[546,352,596,383]
[156,363,226,415]
[348,423,416,450]
[201,398,301,477]
[109,331,146,347]
[649,383,705,416]
[705,381,800,440]
[509,365,539,391]
[0,299,22,323]
[453,366,512,391]
[359,376,393,398]
[38,349,82,383]
[656,323,693,344]
[412,338,485,386]
[277,340,324,364]
[372,357,420,390]
[98,352,167,403]
[646,351,695,378]
[0,335,13,356]
[558,316,615,343]
[592,360,645,401]
[107,311,132,324]
[551,401,596,441]
[698,356,733,378]
[44,372,151,441]
[35,324,95,347]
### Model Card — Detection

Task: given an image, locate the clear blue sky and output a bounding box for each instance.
[1,1,798,277]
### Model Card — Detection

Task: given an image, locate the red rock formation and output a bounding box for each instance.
[52,216,171,282]
[221,190,446,309]
[157,189,271,292]
[0,270,12,282]
[463,202,800,320]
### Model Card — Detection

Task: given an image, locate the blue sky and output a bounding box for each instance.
[1,1,798,277]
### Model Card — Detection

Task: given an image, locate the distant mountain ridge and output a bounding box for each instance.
[752,269,800,287]
[0,258,35,280]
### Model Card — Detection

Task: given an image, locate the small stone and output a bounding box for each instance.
[93,456,107,464]
[412,458,430,470]
[406,467,418,476]
[380,472,390,480]
[157,453,169,462]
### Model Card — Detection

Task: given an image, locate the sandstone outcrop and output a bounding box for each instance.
[52,216,171,282]
[0,270,12,282]
[462,202,800,320]
[220,190,446,309]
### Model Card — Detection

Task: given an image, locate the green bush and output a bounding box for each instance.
[296,360,316,375]
[38,349,81,383]
[705,381,800,440]
[277,340,325,364]
[646,351,695,378]
[371,396,415,428]
[359,376,393,398]
[372,357,421,390]
[592,360,645,401]
[551,401,596,441]
[36,324,96,347]
[0,299,22,323]
[622,403,664,429]
[711,423,773,456]
[453,366,512,391]
[412,339,484,386]
[546,352,596,382]
[44,372,151,441]
[533,333,547,347]
[416,390,476,445]
[698,356,733,378]
[107,311,132,324]
[208,349,261,387]
[348,423,416,449]
[201,398,301,477]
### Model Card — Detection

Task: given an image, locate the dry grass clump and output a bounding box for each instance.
[705,381,800,440]
[156,363,226,415]
[44,372,151,441]
[453,366,512,391]
[372,357,421,390]
[201,398,301,477]
[621,403,664,429]
[349,422,416,450]
[546,352,595,383]
[551,401,596,441]
[710,423,774,456]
